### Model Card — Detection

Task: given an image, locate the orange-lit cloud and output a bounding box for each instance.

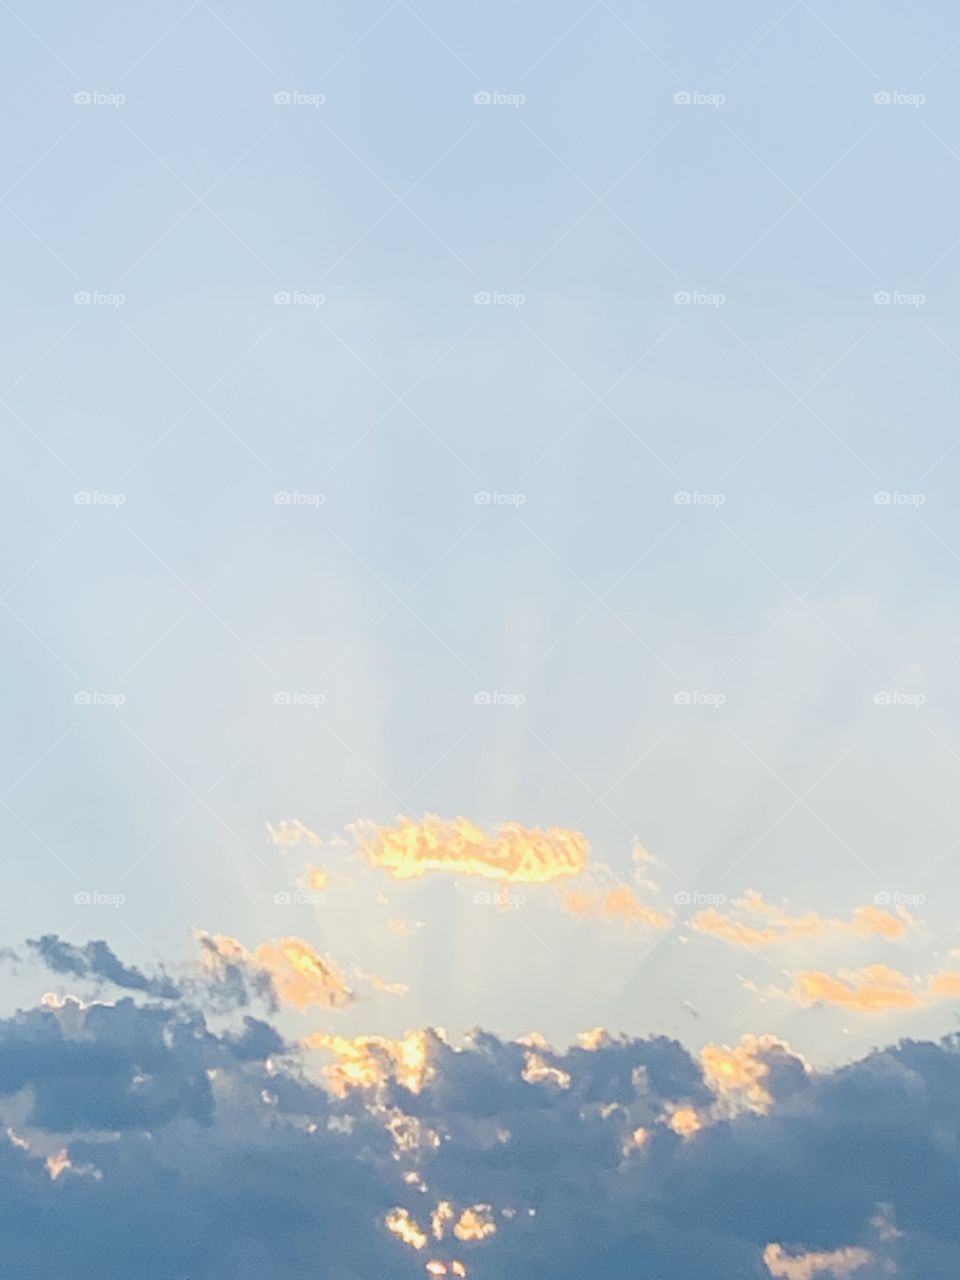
[561,882,670,928]
[763,1243,872,1280]
[928,970,960,998]
[788,964,921,1013]
[522,1051,571,1089]
[306,1029,434,1096]
[197,932,353,1011]
[693,890,913,950]
[453,1207,497,1242]
[665,1106,702,1138]
[386,1208,429,1251]
[770,964,960,1014]
[701,1034,803,1113]
[353,814,588,884]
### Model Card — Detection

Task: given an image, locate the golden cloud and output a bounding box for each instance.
[664,1106,702,1138]
[763,1243,872,1280]
[701,1034,802,1113]
[769,964,960,1014]
[788,964,921,1013]
[305,1029,434,1096]
[386,1208,428,1251]
[197,932,353,1011]
[693,890,913,950]
[352,814,589,884]
[453,1207,497,1243]
[561,883,670,929]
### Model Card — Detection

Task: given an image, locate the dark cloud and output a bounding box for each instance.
[0,938,957,1278]
[27,935,180,1000]
[192,931,277,1012]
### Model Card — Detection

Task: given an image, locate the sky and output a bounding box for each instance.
[3,1,960,1276]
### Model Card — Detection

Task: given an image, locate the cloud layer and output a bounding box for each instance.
[3,935,960,1278]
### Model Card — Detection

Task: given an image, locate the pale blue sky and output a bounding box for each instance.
[4,0,960,1060]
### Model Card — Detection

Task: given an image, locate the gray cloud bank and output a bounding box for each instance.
[0,937,956,1278]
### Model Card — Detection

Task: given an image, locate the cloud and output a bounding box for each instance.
[692,892,913,950]
[267,819,322,847]
[700,1035,806,1114]
[560,883,670,928]
[787,965,922,1013]
[4,935,960,1278]
[776,966,960,1014]
[305,1029,435,1095]
[763,1243,873,1279]
[196,932,353,1011]
[352,814,589,884]
[27,935,180,999]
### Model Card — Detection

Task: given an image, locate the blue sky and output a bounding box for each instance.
[3,6,960,1272]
